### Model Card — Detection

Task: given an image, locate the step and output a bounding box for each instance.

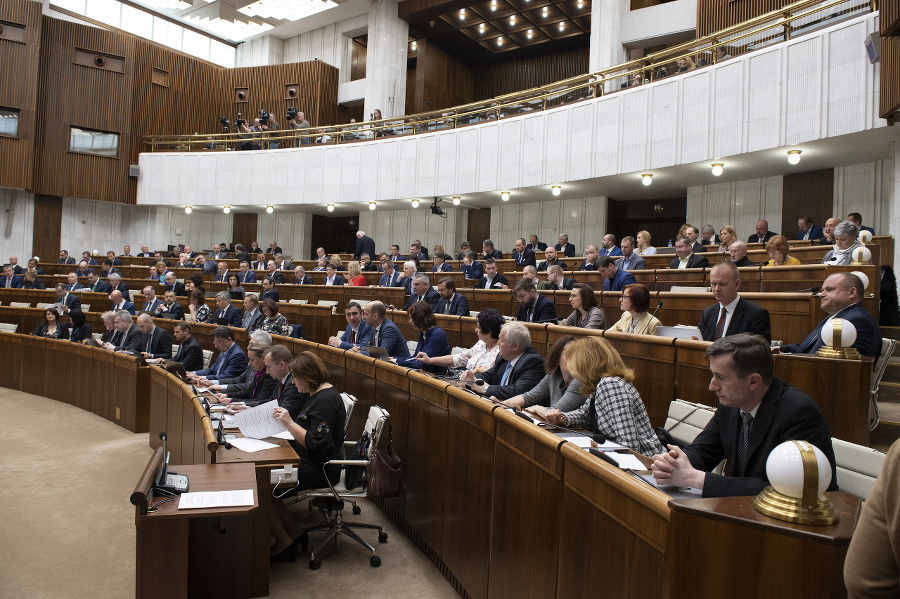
[869,421,900,453]
[877,382,900,404]
[884,360,900,383]
[883,327,900,342]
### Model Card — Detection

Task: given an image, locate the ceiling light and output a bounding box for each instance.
[459,8,465,18]
[479,23,485,32]
[711,163,724,176]
[497,37,503,45]
[223,206,231,214]
[410,41,416,50]
[266,205,273,213]
[238,0,337,22]
[501,191,510,201]
[551,185,561,196]
[491,0,497,10]
[542,6,549,15]
[369,202,376,210]
[327,203,334,212]
[577,0,583,7]
[411,198,420,208]
[181,2,275,42]
[510,15,516,24]
[558,22,564,31]
[452,196,461,205]
[787,150,802,164]
[527,29,533,38]
[184,206,192,214]
[641,173,652,186]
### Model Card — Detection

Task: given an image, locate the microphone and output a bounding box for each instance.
[512,408,608,444]
[790,286,820,294]
[640,300,663,334]
[216,419,232,450]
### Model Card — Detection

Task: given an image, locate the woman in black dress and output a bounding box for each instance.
[32,308,69,340]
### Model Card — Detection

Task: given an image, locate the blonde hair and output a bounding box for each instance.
[637,230,651,247]
[564,337,634,396]
[347,261,361,277]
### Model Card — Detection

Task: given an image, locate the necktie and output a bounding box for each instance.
[444,300,451,315]
[500,361,513,386]
[5,279,10,288]
[713,306,728,340]
[145,330,153,353]
[737,412,754,476]
[350,329,356,344]
[373,327,380,347]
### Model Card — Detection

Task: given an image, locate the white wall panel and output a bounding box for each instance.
[712,60,745,158]
[456,128,479,195]
[746,51,780,152]
[567,103,595,181]
[0,190,35,263]
[825,21,869,137]
[499,120,524,191]
[649,80,679,168]
[490,196,608,252]
[617,90,649,174]
[686,175,784,240]
[680,70,710,164]
[834,159,893,235]
[476,122,500,193]
[784,37,822,145]
[520,113,547,188]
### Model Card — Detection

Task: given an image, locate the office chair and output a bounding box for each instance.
[869,337,896,430]
[296,405,390,570]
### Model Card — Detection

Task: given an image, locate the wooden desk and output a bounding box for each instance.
[134,462,261,599]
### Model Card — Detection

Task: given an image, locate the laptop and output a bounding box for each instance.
[656,326,704,341]
[163,360,187,381]
[365,346,392,361]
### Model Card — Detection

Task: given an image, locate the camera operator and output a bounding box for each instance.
[235,117,253,151]
[266,111,279,149]
[289,108,311,145]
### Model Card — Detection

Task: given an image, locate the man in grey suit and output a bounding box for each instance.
[615,236,646,271]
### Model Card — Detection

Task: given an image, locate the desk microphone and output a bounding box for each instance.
[640,301,663,334]
[512,409,608,445]
[216,419,232,450]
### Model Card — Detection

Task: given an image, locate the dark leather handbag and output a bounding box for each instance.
[344,431,369,490]
[367,422,405,498]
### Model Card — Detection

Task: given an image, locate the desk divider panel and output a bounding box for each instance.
[166,374,187,465]
[148,366,169,451]
[90,348,116,425]
[343,351,378,440]
[20,335,47,398]
[673,339,718,408]
[68,341,93,412]
[374,362,412,518]
[44,338,72,406]
[0,332,22,390]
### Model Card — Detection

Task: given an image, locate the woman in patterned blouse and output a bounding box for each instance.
[259,298,291,337]
[414,308,504,373]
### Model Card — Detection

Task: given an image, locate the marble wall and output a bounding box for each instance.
[489,196,609,254]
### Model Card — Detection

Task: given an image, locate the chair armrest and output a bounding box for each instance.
[325,459,369,466]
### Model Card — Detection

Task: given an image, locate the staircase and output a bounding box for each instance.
[870,327,900,452]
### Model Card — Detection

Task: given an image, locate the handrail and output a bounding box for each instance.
[143,0,872,152]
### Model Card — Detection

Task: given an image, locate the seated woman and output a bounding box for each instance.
[189,272,206,296]
[608,283,660,335]
[530,337,664,456]
[346,261,366,286]
[637,230,657,256]
[211,342,277,406]
[270,352,347,561]
[186,289,212,323]
[718,225,737,253]
[565,283,606,329]
[226,273,245,299]
[259,298,291,337]
[69,310,93,342]
[415,308,503,374]
[32,308,70,340]
[823,220,863,266]
[330,255,346,272]
[765,235,801,266]
[99,310,117,343]
[149,261,169,280]
[397,301,451,374]
[431,253,453,272]
[501,336,586,412]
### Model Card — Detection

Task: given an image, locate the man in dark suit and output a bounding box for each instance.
[700,225,721,246]
[481,239,503,260]
[259,277,279,303]
[155,289,185,320]
[360,254,378,272]
[109,290,136,315]
[176,253,195,269]
[651,333,837,498]
[251,252,268,271]
[241,294,265,332]
[195,255,217,275]
[211,244,230,260]
[599,256,637,292]
[0,264,23,288]
[7,255,23,275]
[213,291,242,327]
[356,301,410,359]
[103,310,142,351]
[167,322,204,371]
[63,272,84,292]
[461,251,483,281]
[748,220,777,244]
[213,262,229,282]
[328,302,373,350]
[669,237,711,269]
[27,258,44,275]
[86,272,111,294]
[408,243,426,262]
[354,231,376,261]
[81,252,98,265]
[388,245,406,262]
[528,235,548,252]
[237,262,257,284]
[797,216,825,241]
[540,265,577,291]
[74,262,95,278]
[403,274,441,311]
[463,322,545,399]
[293,266,313,285]
[555,233,576,258]
[379,260,401,287]
[578,245,601,271]
[537,247,567,272]
[163,272,186,296]
[847,212,875,236]
[456,241,471,261]
[685,227,705,255]
[58,250,76,264]
[511,238,536,268]
[599,234,624,257]
[323,265,344,286]
[234,244,250,266]
[191,326,248,379]
[137,245,152,258]
[140,285,163,313]
[435,278,470,316]
[55,283,82,314]
[265,261,286,284]
[477,259,508,289]
[242,345,305,419]
[135,314,173,360]
[728,242,755,267]
[152,252,170,267]
[698,262,771,342]
[268,242,283,256]
[107,273,129,297]
[513,279,557,323]
[780,272,881,358]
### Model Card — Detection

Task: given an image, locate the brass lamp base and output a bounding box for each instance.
[753,486,839,525]
[850,260,871,266]
[815,346,861,359]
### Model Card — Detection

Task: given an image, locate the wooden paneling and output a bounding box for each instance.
[467,208,492,250]
[883,2,900,37]
[0,0,42,191]
[231,213,258,251]
[881,35,900,119]
[414,39,475,113]
[781,168,834,240]
[473,47,588,100]
[697,0,794,38]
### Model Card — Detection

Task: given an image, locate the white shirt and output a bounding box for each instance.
[677,254,693,269]
[716,294,741,337]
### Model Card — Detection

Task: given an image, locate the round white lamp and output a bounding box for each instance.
[850,270,870,296]
[816,318,860,359]
[753,440,838,525]
[859,229,873,243]
[851,246,872,265]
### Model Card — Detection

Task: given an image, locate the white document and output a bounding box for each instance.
[233,400,286,439]
[229,437,278,452]
[178,489,255,510]
[605,452,650,471]
[271,430,294,440]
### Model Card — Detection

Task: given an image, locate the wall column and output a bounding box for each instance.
[891,133,900,270]
[589,0,628,80]
[364,0,408,119]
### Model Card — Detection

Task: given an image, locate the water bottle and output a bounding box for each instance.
[668,239,673,247]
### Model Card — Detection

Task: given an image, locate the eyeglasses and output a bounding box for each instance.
[619,295,632,301]
[515,293,530,301]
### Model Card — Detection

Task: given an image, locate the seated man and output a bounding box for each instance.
[431,253,453,272]
[190,326,248,379]
[599,256,636,292]
[555,233,576,258]
[293,265,313,285]
[578,245,601,271]
[141,286,162,312]
[395,261,416,295]
[728,241,755,267]
[166,322,204,371]
[462,322,545,399]
[259,277,279,303]
[513,278,557,323]
[698,262,771,342]
[481,239,503,260]
[537,247,567,272]
[403,273,440,311]
[435,277,470,316]
[64,272,83,292]
[196,255,216,275]
[652,333,837,498]
[155,289,185,320]
[0,264,23,288]
[669,236,710,269]
[74,261,94,278]
[511,238,536,268]
[615,236,645,271]
[323,264,344,286]
[528,234,547,252]
[360,253,378,272]
[241,293,265,332]
[780,272,881,358]
[198,339,275,404]
[107,273,129,297]
[456,241,471,261]
[103,310,142,351]
[328,302,373,350]
[237,261,257,283]
[86,271,111,293]
[213,261,229,282]
[22,269,45,290]
[135,313,173,360]
[99,260,120,279]
[354,301,410,360]
[461,250,484,281]
[684,227,705,255]
[797,216,825,241]
[213,291,242,327]
[477,258,508,289]
[379,260,401,287]
[163,272,186,296]
[599,234,623,257]
[109,290,136,315]
[265,261,286,284]
[55,282,82,314]
[539,264,577,291]
[749,220,776,244]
